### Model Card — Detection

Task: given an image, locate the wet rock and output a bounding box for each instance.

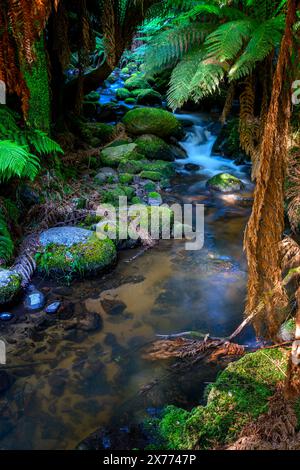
[0,269,22,306]
[136,89,162,106]
[184,163,201,172]
[24,289,45,311]
[101,297,126,316]
[45,302,61,314]
[0,312,15,322]
[206,173,244,193]
[100,143,141,167]
[135,134,175,162]
[95,167,118,184]
[123,108,182,139]
[39,226,93,248]
[78,313,103,332]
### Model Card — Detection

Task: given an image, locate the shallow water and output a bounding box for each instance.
[0,113,255,450]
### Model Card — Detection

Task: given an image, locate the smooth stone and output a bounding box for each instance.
[184,163,201,172]
[24,290,45,311]
[0,312,14,322]
[39,227,93,248]
[45,302,61,314]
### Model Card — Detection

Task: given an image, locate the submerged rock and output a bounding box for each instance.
[45,302,61,314]
[206,173,244,193]
[184,163,201,172]
[24,289,45,311]
[0,269,22,306]
[37,227,117,279]
[0,312,15,322]
[123,108,182,139]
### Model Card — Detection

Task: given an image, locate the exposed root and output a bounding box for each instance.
[143,337,245,363]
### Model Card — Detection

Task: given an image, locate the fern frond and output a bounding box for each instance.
[229,17,285,80]
[205,19,255,62]
[0,140,40,181]
[145,23,214,74]
[0,211,14,263]
[167,49,204,109]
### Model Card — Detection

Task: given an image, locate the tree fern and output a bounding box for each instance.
[145,23,214,73]
[205,19,255,62]
[229,16,285,80]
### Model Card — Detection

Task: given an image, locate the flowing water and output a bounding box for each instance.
[0,111,255,450]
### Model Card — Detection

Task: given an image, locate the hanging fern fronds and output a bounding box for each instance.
[205,19,255,63]
[145,23,214,74]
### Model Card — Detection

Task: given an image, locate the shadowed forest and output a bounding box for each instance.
[0,0,300,452]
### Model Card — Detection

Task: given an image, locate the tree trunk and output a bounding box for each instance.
[244,0,300,339]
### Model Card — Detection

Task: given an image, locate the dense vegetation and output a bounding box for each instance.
[1,0,300,451]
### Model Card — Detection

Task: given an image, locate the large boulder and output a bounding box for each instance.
[115,88,131,101]
[135,134,175,161]
[206,173,244,193]
[124,76,150,91]
[123,108,182,138]
[100,143,142,167]
[0,269,22,306]
[37,227,117,279]
[136,89,162,106]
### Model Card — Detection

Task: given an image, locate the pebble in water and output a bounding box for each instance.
[45,302,61,314]
[0,312,14,322]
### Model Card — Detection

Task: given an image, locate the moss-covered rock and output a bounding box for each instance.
[79,122,115,146]
[123,108,182,138]
[116,88,131,100]
[124,76,150,91]
[143,160,175,178]
[143,181,157,193]
[100,143,142,167]
[118,159,146,174]
[0,269,22,305]
[119,173,134,184]
[136,89,162,106]
[206,173,244,193]
[84,91,100,102]
[140,171,163,182]
[101,185,135,206]
[147,192,162,205]
[36,227,116,280]
[124,97,136,105]
[148,348,289,450]
[135,134,175,161]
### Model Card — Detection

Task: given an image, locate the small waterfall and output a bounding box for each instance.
[175,113,248,181]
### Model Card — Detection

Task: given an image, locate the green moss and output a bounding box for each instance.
[124,76,150,91]
[80,122,115,145]
[100,144,142,167]
[140,171,163,182]
[101,187,126,206]
[131,196,143,204]
[144,182,156,192]
[0,270,22,305]
[136,89,162,105]
[123,108,182,138]
[148,192,161,200]
[135,135,174,161]
[124,97,136,105]
[118,159,146,174]
[84,91,100,102]
[144,160,175,178]
[22,35,51,131]
[207,173,243,193]
[119,173,134,184]
[150,349,289,450]
[121,67,130,74]
[116,88,131,100]
[36,236,116,280]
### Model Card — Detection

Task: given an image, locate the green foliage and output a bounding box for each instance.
[147,348,290,450]
[0,105,63,182]
[0,211,14,263]
[143,0,287,109]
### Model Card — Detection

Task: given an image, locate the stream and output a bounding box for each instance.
[0,90,256,449]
